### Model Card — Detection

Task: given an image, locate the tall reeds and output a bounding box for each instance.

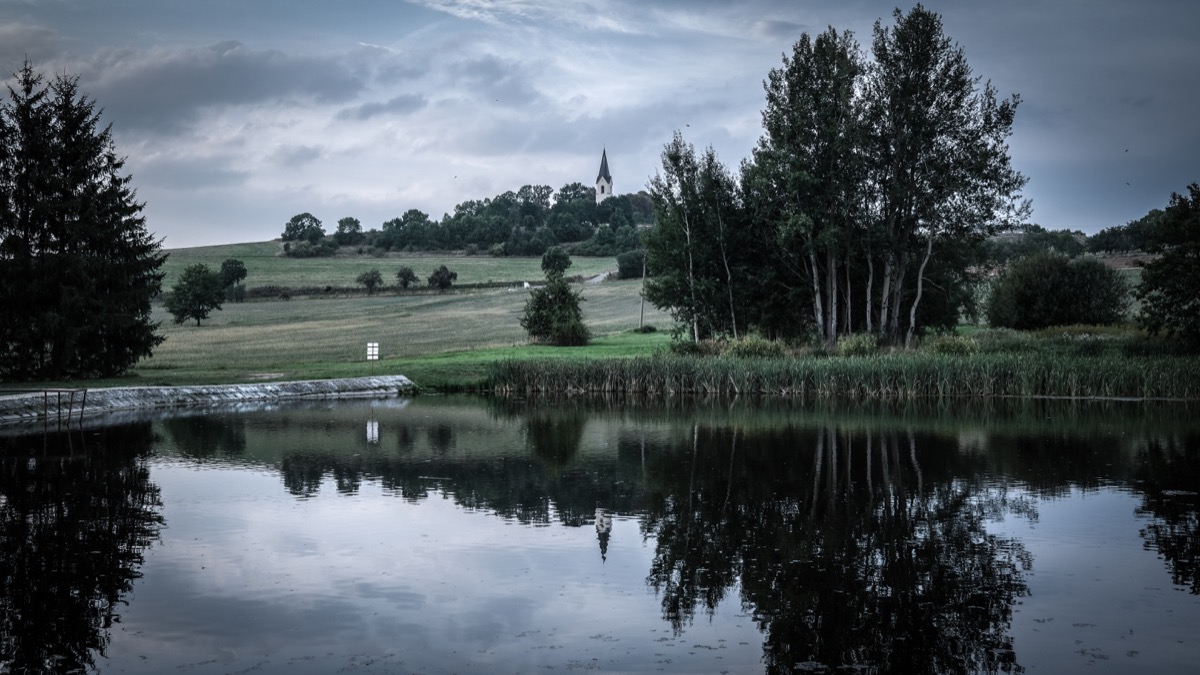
[487,353,1200,400]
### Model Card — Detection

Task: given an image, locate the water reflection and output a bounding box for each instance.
[0,425,163,675]
[1134,434,1200,594]
[1,396,1198,673]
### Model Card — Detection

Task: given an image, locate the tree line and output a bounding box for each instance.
[642,5,1198,349]
[645,6,1028,348]
[281,185,652,258]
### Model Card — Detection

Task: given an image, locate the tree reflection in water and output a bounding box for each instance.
[151,396,1200,674]
[638,423,1031,674]
[1134,433,1200,595]
[0,424,163,675]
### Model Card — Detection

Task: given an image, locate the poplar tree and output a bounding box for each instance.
[0,61,165,379]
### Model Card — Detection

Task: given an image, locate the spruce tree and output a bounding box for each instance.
[0,61,165,379]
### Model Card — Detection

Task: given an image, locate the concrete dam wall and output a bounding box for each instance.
[0,376,416,427]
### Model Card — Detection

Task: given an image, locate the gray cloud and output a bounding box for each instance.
[270,144,323,167]
[337,93,427,121]
[449,54,543,106]
[752,19,809,41]
[0,23,66,68]
[131,155,249,190]
[84,41,366,134]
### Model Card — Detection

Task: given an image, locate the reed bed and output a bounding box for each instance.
[486,353,1200,400]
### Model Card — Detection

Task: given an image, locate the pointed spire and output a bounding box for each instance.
[596,148,612,183]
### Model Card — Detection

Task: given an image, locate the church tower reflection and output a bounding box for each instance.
[595,507,612,561]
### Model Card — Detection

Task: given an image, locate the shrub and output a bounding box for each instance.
[356,269,384,295]
[520,277,590,346]
[924,334,980,356]
[428,265,457,291]
[987,252,1128,329]
[837,333,879,357]
[615,249,646,280]
[724,335,786,359]
[395,266,419,289]
[669,339,723,357]
[971,327,1034,353]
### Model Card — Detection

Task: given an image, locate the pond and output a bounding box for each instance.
[1,395,1198,674]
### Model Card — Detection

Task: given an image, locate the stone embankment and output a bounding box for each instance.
[0,376,415,427]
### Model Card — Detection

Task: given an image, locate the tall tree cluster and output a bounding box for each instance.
[0,62,165,379]
[647,6,1028,347]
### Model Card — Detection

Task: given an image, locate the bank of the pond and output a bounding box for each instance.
[0,375,416,426]
[486,353,1200,400]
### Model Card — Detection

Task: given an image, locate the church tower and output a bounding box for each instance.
[595,148,613,205]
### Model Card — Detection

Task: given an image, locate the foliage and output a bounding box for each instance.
[570,223,641,257]
[522,248,589,346]
[334,216,364,246]
[395,266,419,289]
[615,249,645,280]
[750,26,866,350]
[356,268,383,295]
[282,237,337,258]
[1135,183,1200,345]
[863,7,1028,346]
[984,224,1085,267]
[645,134,752,342]
[281,212,325,243]
[488,352,1200,400]
[837,333,880,357]
[0,61,166,379]
[218,258,247,288]
[428,265,457,291]
[924,334,980,356]
[540,246,571,279]
[1088,209,1162,253]
[642,7,1025,351]
[520,277,590,346]
[723,335,786,359]
[165,264,224,326]
[362,184,651,255]
[987,252,1127,329]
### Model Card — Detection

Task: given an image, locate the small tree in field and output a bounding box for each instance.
[219,258,247,302]
[357,269,384,295]
[428,265,457,291]
[165,264,224,326]
[541,246,572,279]
[396,266,419,289]
[521,249,590,346]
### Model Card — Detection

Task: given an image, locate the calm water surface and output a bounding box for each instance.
[1,396,1198,674]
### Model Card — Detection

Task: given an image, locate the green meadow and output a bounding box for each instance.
[132,259,672,389]
[161,241,620,289]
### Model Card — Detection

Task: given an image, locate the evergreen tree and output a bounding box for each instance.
[0,61,165,379]
[521,251,589,347]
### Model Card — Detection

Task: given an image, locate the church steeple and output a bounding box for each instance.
[595,148,613,204]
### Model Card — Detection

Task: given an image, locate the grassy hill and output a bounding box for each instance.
[162,241,620,290]
[121,241,673,389]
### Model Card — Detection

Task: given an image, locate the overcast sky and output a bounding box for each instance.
[3,0,1196,248]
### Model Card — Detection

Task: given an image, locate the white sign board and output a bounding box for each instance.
[367,342,379,361]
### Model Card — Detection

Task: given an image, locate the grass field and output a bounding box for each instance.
[122,274,673,389]
[162,241,621,289]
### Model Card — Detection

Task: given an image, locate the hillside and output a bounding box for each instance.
[161,241,620,290]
